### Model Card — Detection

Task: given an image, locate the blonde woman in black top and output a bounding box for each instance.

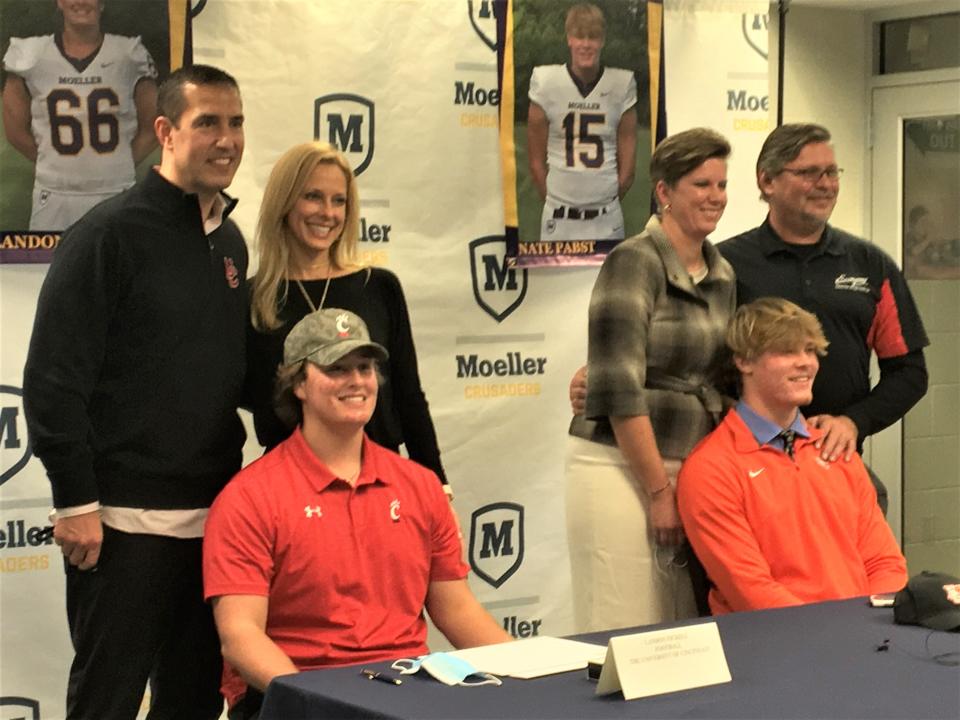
[247,142,447,485]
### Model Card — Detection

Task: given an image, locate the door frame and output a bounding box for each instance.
[865,0,960,544]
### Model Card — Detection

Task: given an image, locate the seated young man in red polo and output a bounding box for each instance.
[677,298,907,615]
[203,309,510,718]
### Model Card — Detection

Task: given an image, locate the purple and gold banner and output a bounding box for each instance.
[500,0,657,267]
[0,0,175,264]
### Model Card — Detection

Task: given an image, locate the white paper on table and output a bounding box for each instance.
[449,636,607,679]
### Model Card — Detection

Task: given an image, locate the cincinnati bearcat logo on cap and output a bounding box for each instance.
[335,313,351,337]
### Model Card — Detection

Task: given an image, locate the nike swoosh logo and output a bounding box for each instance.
[748,469,765,478]
[101,61,115,68]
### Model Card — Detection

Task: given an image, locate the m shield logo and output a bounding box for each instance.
[0,697,40,720]
[469,502,523,588]
[314,94,375,175]
[469,236,527,323]
[0,386,32,487]
[741,13,768,60]
[467,0,499,51]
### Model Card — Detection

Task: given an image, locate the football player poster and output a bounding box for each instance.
[0,0,171,263]
[503,0,653,266]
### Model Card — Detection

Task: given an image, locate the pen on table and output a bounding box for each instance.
[361,668,402,686]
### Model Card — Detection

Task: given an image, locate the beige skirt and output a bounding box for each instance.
[565,435,697,634]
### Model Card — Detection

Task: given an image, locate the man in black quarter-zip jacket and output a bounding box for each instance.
[24,63,247,720]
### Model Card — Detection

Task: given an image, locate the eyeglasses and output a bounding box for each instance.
[780,166,844,183]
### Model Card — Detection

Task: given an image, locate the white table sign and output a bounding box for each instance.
[596,621,732,700]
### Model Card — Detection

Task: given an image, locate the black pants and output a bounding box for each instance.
[64,526,223,720]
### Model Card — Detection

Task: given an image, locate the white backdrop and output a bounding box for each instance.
[0,1,768,716]
[664,0,771,240]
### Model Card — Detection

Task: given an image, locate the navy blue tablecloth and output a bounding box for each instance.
[260,598,960,719]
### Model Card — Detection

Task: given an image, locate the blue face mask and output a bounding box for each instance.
[391,653,502,687]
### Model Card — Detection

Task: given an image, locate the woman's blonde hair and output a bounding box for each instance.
[250,142,362,331]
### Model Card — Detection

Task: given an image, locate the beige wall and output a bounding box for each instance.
[772,5,868,234]
[904,280,960,575]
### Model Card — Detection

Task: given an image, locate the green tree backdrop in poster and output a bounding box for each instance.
[0,0,170,230]
[511,0,652,259]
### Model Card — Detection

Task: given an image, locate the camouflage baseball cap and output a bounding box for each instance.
[283,308,389,368]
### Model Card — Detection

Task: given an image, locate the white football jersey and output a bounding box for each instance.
[4,33,156,193]
[529,64,636,207]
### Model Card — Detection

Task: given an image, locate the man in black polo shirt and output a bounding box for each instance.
[718,123,928,466]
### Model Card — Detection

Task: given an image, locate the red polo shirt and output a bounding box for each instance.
[203,429,467,708]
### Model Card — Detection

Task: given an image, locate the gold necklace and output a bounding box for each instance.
[295,276,331,313]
